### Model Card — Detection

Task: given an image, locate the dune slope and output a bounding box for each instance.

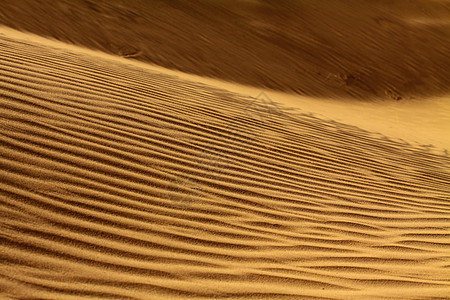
[1,0,450,99]
[0,31,450,299]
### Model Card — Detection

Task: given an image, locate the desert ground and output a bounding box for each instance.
[0,1,450,299]
[1,0,450,100]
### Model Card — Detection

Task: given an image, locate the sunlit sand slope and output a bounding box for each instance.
[1,32,450,299]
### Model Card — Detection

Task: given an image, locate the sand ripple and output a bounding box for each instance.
[0,32,449,299]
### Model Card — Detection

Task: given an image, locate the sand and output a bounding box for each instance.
[1,0,450,100]
[0,27,449,299]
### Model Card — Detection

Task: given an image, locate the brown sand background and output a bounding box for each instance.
[1,0,450,99]
[1,1,450,299]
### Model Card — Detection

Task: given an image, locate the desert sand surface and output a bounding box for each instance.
[1,0,450,100]
[1,26,450,300]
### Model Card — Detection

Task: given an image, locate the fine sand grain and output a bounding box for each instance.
[0,28,450,299]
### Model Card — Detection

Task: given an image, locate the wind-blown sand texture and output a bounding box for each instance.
[1,30,450,299]
[1,0,450,100]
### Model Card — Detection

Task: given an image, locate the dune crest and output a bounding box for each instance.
[1,29,450,299]
[1,0,450,99]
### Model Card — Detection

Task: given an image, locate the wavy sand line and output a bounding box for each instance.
[0,31,450,299]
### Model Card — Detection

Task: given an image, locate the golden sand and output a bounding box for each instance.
[0,28,449,299]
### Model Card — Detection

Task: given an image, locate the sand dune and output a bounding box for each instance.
[1,29,450,299]
[1,0,450,100]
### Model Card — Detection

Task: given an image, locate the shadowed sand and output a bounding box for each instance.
[1,28,450,299]
[1,0,450,100]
